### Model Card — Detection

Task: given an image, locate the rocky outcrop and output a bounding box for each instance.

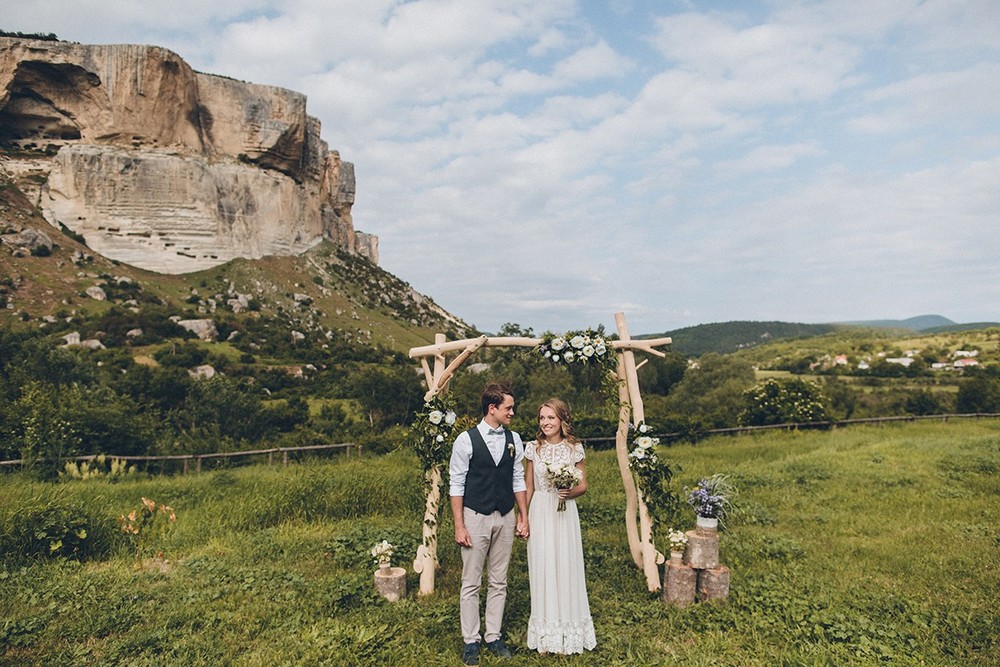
[0,36,376,273]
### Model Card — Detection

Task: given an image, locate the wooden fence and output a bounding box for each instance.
[0,442,360,472]
[2,412,998,470]
[579,411,1000,448]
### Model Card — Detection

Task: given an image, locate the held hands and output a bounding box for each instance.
[515,518,529,540]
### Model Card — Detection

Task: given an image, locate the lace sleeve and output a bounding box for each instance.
[573,442,585,463]
[523,441,536,461]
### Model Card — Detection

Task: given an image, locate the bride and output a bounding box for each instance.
[523,397,597,654]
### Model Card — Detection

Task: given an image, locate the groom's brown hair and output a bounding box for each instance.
[481,381,513,416]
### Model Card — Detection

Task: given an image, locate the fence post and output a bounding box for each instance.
[283,450,289,467]
[183,458,189,475]
[196,457,202,473]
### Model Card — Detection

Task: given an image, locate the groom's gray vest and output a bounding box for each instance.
[463,426,516,515]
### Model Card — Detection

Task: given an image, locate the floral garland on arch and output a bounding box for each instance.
[410,396,458,471]
[537,328,621,404]
[538,330,611,366]
[627,422,680,534]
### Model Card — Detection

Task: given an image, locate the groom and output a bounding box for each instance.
[449,381,529,665]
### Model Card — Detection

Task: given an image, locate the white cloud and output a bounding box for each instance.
[3,0,998,332]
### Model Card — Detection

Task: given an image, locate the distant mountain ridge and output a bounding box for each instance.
[644,321,839,357]
[835,315,955,330]
[646,316,998,357]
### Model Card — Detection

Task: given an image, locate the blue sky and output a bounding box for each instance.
[5,0,999,334]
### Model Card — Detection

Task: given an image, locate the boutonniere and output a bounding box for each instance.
[507,442,515,458]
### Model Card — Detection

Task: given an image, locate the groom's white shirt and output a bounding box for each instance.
[449,420,527,498]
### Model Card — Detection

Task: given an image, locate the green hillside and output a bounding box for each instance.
[2,421,997,665]
[646,321,842,356]
[0,168,473,355]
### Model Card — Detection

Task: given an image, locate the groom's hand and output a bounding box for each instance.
[455,526,472,547]
[516,519,529,539]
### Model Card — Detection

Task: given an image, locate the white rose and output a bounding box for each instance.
[428,410,443,425]
[570,335,585,349]
[595,343,607,355]
[637,436,654,449]
[583,344,595,357]
[631,447,646,459]
[638,423,649,433]
[436,434,444,442]
[551,354,560,362]
[445,411,456,425]
[550,337,566,351]
[563,351,575,362]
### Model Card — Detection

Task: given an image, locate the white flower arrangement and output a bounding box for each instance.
[538,329,612,367]
[371,539,395,565]
[667,529,688,554]
[543,462,583,511]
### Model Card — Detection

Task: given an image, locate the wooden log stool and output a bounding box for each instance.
[684,529,719,570]
[696,565,730,603]
[662,558,697,607]
[374,566,407,602]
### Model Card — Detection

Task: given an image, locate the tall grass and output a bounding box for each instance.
[1,422,998,665]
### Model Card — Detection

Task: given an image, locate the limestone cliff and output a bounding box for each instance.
[0,35,378,273]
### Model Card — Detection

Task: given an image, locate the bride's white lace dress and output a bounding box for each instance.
[524,440,597,654]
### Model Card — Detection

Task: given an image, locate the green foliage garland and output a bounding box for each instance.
[626,422,680,533]
[409,396,458,471]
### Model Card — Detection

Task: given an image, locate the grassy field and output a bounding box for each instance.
[1,420,998,666]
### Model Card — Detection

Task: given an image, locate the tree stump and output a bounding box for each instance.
[696,565,730,603]
[685,530,719,569]
[374,566,407,602]
[662,560,697,607]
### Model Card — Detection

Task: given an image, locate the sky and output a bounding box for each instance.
[4,0,999,335]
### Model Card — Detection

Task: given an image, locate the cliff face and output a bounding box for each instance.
[0,36,377,272]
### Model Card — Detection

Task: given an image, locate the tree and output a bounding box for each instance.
[822,376,858,420]
[956,368,1000,413]
[181,376,269,444]
[346,365,423,429]
[738,378,829,427]
[636,351,688,395]
[664,354,756,428]
[904,390,948,416]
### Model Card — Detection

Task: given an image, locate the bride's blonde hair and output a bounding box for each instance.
[534,397,580,446]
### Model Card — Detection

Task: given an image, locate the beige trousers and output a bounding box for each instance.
[459,507,516,644]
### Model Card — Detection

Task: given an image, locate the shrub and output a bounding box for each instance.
[738,377,830,427]
[2,498,116,562]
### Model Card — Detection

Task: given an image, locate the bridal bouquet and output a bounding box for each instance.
[544,462,583,511]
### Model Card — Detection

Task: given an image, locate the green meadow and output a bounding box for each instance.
[2,420,998,666]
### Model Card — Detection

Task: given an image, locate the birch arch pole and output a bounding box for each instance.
[407,313,671,595]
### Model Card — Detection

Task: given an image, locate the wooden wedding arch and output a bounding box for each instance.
[408,312,671,595]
